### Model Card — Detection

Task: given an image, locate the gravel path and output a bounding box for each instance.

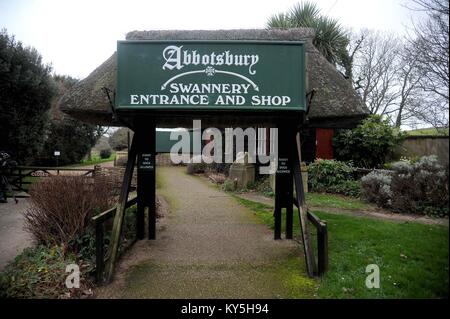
[97,166,314,299]
[0,198,33,271]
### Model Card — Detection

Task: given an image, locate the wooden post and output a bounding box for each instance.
[317,224,329,275]
[285,193,293,239]
[135,123,156,240]
[274,179,282,240]
[105,135,137,283]
[274,127,294,240]
[292,131,317,278]
[147,125,156,240]
[136,136,145,240]
[95,221,105,283]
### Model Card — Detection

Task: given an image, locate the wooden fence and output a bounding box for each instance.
[7,166,95,195]
[91,196,138,284]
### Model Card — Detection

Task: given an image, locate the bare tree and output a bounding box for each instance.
[352,30,402,116]
[405,0,449,127]
[351,14,448,128]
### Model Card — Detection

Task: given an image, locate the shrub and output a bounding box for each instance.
[99,148,112,159]
[308,159,360,196]
[361,171,393,207]
[0,30,54,165]
[390,156,448,216]
[186,162,207,175]
[361,156,449,216]
[38,117,99,166]
[222,179,236,192]
[333,115,404,168]
[328,179,362,198]
[208,162,231,176]
[0,245,93,299]
[109,128,133,151]
[24,175,115,248]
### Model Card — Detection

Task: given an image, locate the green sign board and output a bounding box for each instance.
[116,40,306,112]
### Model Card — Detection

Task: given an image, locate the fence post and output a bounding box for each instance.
[95,221,105,284]
[317,223,329,275]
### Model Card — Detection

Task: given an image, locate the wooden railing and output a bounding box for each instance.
[291,199,328,276]
[91,196,138,284]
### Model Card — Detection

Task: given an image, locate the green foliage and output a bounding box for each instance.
[0,30,55,164]
[308,159,361,197]
[76,153,115,167]
[254,176,274,197]
[99,148,112,159]
[222,179,236,192]
[0,245,93,298]
[37,76,99,166]
[267,1,350,72]
[39,117,99,166]
[333,115,405,168]
[327,179,361,198]
[109,127,133,151]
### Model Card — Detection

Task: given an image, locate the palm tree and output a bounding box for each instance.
[267,2,350,76]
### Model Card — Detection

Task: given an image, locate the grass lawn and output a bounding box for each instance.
[234,196,449,298]
[68,153,116,167]
[405,127,449,136]
[306,192,373,210]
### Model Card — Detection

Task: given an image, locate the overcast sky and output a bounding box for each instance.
[1,0,423,79]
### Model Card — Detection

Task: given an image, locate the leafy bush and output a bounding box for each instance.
[327,179,362,198]
[222,179,236,192]
[99,148,112,159]
[109,128,133,151]
[0,245,93,299]
[0,30,54,165]
[38,116,99,166]
[254,176,274,197]
[308,159,361,197]
[360,171,393,207]
[24,175,115,248]
[361,156,449,216]
[333,115,404,168]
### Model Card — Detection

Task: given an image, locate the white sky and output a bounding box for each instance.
[1,0,423,79]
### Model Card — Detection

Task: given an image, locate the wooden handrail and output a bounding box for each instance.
[91,195,137,284]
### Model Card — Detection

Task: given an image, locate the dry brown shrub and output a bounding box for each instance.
[24,175,115,247]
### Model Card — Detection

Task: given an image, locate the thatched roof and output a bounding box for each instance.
[58,28,369,127]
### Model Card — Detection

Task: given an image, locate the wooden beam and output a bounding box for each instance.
[104,134,137,283]
[292,131,317,278]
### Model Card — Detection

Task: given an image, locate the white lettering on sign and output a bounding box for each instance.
[128,45,294,108]
[162,45,259,75]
